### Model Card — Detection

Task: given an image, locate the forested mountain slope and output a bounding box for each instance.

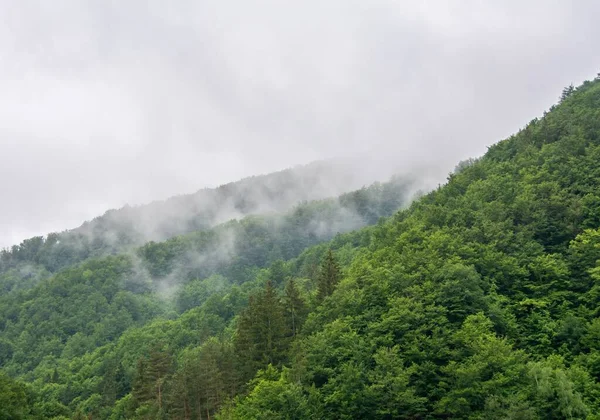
[218,77,600,419]
[0,177,416,418]
[3,75,600,419]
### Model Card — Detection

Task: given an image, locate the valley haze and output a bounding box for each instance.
[3,2,600,418]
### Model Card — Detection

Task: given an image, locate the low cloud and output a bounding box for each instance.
[1,1,599,247]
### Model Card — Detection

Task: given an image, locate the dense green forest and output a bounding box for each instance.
[2,75,600,419]
[0,175,414,418]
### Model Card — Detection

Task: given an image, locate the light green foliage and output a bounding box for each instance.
[219,366,320,420]
[0,370,31,419]
[3,78,600,418]
[230,77,600,418]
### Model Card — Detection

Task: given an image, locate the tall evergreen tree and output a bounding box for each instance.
[165,371,191,420]
[316,249,341,302]
[269,260,287,286]
[169,339,238,419]
[234,281,287,383]
[560,83,575,102]
[132,345,173,413]
[283,279,307,338]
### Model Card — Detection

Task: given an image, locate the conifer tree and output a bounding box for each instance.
[560,84,575,102]
[165,371,191,420]
[256,281,287,365]
[316,249,341,302]
[283,279,307,338]
[51,367,59,383]
[269,259,287,285]
[197,339,223,419]
[132,345,173,412]
[234,281,287,383]
[100,357,117,407]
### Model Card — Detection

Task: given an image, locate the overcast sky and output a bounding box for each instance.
[0,1,599,248]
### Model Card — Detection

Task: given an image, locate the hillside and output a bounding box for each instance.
[0,175,416,418]
[0,159,418,294]
[6,158,408,251]
[217,77,600,419]
[73,158,404,244]
[2,75,600,419]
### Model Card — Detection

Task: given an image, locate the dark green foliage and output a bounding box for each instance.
[3,77,600,418]
[0,255,164,375]
[166,338,237,419]
[283,279,307,338]
[0,174,412,418]
[316,249,341,302]
[228,77,600,418]
[234,281,288,384]
[132,345,173,415]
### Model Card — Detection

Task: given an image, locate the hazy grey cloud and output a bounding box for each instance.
[1,0,599,247]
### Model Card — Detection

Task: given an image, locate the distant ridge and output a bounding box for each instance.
[72,157,408,246]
